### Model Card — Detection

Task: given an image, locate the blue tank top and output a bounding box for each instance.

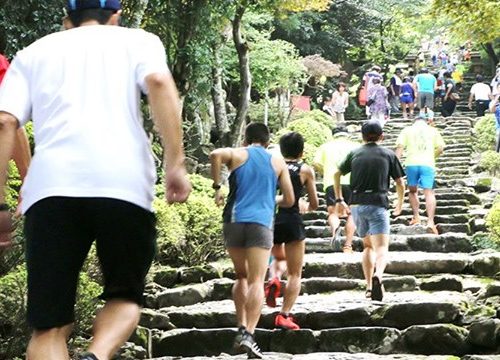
[223,146,278,228]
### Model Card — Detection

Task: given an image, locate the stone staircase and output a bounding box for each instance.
[128,116,500,360]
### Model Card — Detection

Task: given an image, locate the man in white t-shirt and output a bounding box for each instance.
[0,1,191,359]
[469,75,492,117]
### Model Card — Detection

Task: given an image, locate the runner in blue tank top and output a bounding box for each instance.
[210,123,294,359]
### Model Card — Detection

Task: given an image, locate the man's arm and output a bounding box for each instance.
[395,145,404,159]
[301,164,319,212]
[0,112,19,248]
[468,90,474,109]
[393,177,405,215]
[146,73,191,204]
[12,128,31,181]
[209,147,233,206]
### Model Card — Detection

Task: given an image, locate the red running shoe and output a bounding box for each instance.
[265,277,281,307]
[275,313,300,330]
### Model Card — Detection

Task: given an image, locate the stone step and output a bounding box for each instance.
[305,233,472,253]
[157,291,470,331]
[153,354,500,360]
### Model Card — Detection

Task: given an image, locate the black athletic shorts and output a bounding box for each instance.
[325,185,353,207]
[274,213,306,244]
[24,197,157,330]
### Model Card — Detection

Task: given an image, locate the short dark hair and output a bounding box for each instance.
[279,132,304,159]
[337,82,346,90]
[476,74,484,82]
[68,8,116,27]
[245,123,270,145]
[420,68,429,73]
[372,77,381,84]
[443,71,452,78]
[362,133,383,142]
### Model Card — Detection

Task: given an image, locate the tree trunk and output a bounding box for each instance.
[230,2,251,147]
[122,0,149,28]
[483,42,499,74]
[211,45,230,146]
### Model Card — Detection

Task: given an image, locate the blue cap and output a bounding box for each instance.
[67,0,121,12]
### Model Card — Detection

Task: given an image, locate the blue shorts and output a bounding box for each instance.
[351,205,390,238]
[406,165,435,189]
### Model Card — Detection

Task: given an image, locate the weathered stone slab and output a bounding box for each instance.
[156,282,213,308]
[318,327,400,354]
[471,252,500,276]
[140,308,175,330]
[153,352,465,359]
[269,329,318,354]
[371,301,462,329]
[419,275,464,292]
[468,319,500,349]
[401,324,471,355]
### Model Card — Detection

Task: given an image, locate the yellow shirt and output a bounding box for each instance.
[314,137,360,187]
[396,121,445,168]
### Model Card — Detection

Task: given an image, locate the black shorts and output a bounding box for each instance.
[325,185,353,207]
[274,213,305,244]
[24,197,157,329]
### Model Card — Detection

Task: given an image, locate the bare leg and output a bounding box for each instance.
[371,234,390,280]
[344,215,356,248]
[88,300,141,360]
[423,188,437,227]
[227,247,248,328]
[281,240,305,314]
[26,325,73,360]
[244,247,272,333]
[327,206,340,236]
[270,244,287,280]
[362,236,375,290]
[408,186,420,224]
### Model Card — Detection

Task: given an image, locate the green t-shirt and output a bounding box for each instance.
[314,137,360,188]
[396,121,445,168]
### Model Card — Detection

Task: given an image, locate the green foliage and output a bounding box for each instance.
[154,192,224,267]
[474,115,497,152]
[0,266,102,358]
[471,232,500,252]
[277,115,332,147]
[291,109,333,129]
[486,196,500,248]
[479,151,500,176]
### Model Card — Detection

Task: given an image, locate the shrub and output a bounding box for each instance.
[0,266,102,359]
[474,115,496,152]
[291,109,334,129]
[479,150,500,176]
[486,196,500,248]
[275,116,331,148]
[154,193,224,267]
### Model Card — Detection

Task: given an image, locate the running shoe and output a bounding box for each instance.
[233,325,246,350]
[371,276,384,301]
[239,331,264,359]
[329,226,343,251]
[265,277,281,308]
[78,353,99,360]
[275,313,300,330]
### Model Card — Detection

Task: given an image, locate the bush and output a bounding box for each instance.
[474,115,496,152]
[154,193,224,267]
[479,150,500,176]
[0,266,102,359]
[486,196,500,248]
[291,109,334,129]
[276,116,331,148]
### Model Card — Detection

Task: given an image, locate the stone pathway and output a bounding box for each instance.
[127,116,500,360]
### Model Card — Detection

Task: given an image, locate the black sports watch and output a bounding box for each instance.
[212,183,222,190]
[335,198,344,203]
[0,204,9,212]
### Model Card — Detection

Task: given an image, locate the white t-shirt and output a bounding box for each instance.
[0,25,170,213]
[470,83,491,101]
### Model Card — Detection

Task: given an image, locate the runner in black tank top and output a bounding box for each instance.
[264,132,319,331]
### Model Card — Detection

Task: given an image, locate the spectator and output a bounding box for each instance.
[331,82,349,124]
[322,95,334,117]
[468,75,492,117]
[360,65,382,117]
[489,86,500,152]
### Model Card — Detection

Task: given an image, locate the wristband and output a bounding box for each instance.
[0,204,9,212]
[212,183,222,190]
[335,198,344,203]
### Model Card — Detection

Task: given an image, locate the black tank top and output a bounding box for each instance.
[277,161,304,215]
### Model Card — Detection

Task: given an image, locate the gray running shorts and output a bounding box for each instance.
[417,92,434,109]
[223,223,273,249]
